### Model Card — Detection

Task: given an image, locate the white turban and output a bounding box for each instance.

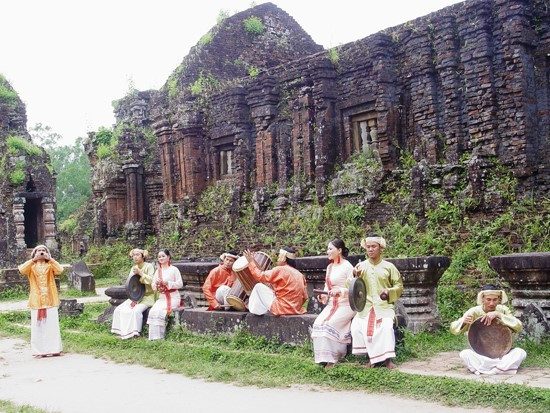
[361,236,387,250]
[278,249,296,263]
[476,289,508,305]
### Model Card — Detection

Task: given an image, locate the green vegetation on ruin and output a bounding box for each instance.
[6,136,42,157]
[243,16,265,35]
[0,74,18,107]
[199,31,213,46]
[189,71,220,96]
[0,304,548,413]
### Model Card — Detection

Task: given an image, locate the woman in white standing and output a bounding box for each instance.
[147,249,183,340]
[311,238,356,368]
[111,248,155,339]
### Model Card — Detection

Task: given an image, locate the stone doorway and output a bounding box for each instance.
[23,197,43,248]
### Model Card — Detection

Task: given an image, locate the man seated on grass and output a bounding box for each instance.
[450,284,526,375]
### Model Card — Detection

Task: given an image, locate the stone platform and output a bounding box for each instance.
[173,308,317,345]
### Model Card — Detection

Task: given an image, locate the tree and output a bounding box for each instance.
[29,124,92,223]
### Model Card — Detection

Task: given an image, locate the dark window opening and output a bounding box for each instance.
[24,198,43,248]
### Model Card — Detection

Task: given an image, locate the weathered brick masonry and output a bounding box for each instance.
[86,0,550,246]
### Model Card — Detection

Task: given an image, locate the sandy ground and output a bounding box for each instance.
[0,338,496,413]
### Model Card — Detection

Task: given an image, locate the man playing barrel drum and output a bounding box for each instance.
[202,250,239,310]
[243,247,308,316]
[450,284,526,375]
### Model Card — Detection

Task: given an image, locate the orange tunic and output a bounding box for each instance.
[18,259,64,309]
[202,265,236,310]
[248,261,307,316]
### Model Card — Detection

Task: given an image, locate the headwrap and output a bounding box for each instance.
[220,250,239,261]
[31,244,51,258]
[361,236,387,250]
[278,248,296,263]
[476,285,508,305]
[129,248,149,259]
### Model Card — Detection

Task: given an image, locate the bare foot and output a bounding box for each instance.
[325,362,335,369]
[360,361,373,368]
[382,359,396,369]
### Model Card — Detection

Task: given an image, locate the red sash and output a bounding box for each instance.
[37,308,47,321]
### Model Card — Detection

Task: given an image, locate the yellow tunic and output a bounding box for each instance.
[135,262,156,307]
[18,259,64,309]
[351,258,403,319]
[450,304,522,335]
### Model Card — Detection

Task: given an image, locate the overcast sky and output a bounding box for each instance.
[1,0,462,145]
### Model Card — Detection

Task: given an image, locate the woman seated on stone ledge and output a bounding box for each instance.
[111,248,155,339]
[147,249,183,340]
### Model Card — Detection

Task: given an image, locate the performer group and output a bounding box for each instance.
[18,235,528,374]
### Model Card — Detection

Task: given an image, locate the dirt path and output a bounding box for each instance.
[0,338,494,413]
[0,288,109,312]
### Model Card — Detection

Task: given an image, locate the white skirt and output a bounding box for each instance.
[351,309,395,364]
[147,291,180,340]
[111,300,149,339]
[459,348,527,375]
[248,284,275,315]
[31,307,62,356]
[216,285,231,305]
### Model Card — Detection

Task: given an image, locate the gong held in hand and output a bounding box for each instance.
[125,273,145,302]
[468,317,513,359]
[314,277,367,312]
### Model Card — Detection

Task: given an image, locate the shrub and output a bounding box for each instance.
[9,169,25,186]
[243,16,265,35]
[6,136,42,156]
[96,144,112,159]
[248,66,259,78]
[328,47,340,65]
[0,74,18,106]
[84,241,133,280]
[94,128,113,146]
[199,31,213,46]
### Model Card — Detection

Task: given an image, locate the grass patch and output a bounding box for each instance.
[0,285,28,302]
[0,400,58,413]
[0,305,548,413]
[59,288,97,299]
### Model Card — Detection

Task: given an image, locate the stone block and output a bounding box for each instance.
[67,260,96,292]
[59,299,84,316]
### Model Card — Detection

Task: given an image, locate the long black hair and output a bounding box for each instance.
[329,238,349,257]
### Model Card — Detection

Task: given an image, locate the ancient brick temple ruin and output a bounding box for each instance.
[85,0,550,248]
[0,77,59,267]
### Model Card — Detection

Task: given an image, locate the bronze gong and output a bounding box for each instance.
[468,317,513,359]
[125,273,145,302]
[349,277,367,312]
